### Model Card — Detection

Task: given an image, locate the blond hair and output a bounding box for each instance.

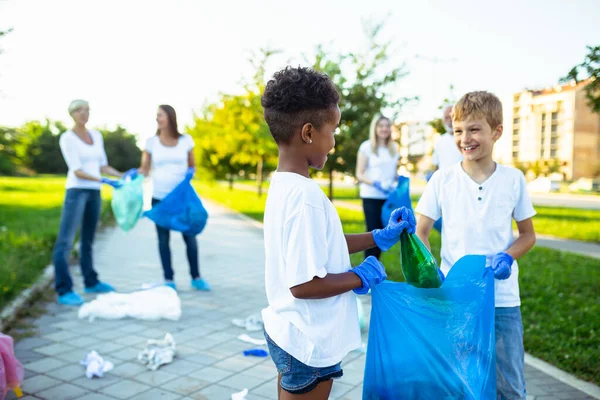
[369,114,398,156]
[452,91,503,129]
[68,99,89,114]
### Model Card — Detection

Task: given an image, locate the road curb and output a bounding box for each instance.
[0,265,54,333]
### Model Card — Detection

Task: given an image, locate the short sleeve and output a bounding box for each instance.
[415,171,442,221]
[513,172,536,222]
[358,141,371,157]
[95,131,108,166]
[59,133,82,171]
[145,137,155,154]
[184,134,195,152]
[283,205,329,288]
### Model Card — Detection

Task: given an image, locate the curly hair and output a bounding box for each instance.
[261,66,340,144]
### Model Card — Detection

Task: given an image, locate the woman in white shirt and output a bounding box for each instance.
[53,100,135,306]
[140,105,210,292]
[355,114,400,259]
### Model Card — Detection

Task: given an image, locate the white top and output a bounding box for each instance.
[415,163,536,307]
[261,172,361,367]
[358,140,399,199]
[59,129,108,190]
[431,132,463,170]
[145,134,194,199]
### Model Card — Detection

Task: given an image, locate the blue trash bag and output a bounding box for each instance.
[433,216,443,232]
[363,255,496,400]
[143,176,208,236]
[111,175,144,232]
[381,176,413,226]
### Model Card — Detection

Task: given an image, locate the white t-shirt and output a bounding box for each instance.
[358,140,399,199]
[59,129,108,190]
[145,134,194,200]
[415,163,536,307]
[261,172,361,367]
[432,132,463,170]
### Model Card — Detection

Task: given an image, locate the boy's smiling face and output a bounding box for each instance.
[304,105,341,170]
[453,116,502,163]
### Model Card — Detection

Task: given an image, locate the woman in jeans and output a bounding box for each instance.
[139,105,210,291]
[53,100,135,306]
[355,114,400,259]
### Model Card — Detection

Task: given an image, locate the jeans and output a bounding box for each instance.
[52,189,101,295]
[151,198,200,280]
[496,306,527,400]
[362,198,386,259]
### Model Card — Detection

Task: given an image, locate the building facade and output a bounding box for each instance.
[497,80,600,180]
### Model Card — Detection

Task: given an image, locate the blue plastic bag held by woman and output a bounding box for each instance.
[143,174,208,236]
[111,175,144,232]
[363,255,496,400]
[381,175,413,227]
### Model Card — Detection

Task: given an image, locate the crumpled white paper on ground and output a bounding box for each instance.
[78,286,181,322]
[80,351,114,379]
[138,333,176,371]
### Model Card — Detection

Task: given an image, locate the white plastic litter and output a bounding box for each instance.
[78,286,181,322]
[237,334,266,346]
[138,333,176,371]
[232,315,263,332]
[80,351,114,379]
[231,388,248,400]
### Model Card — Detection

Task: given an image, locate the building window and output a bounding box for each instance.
[513,107,520,116]
[513,117,520,125]
[513,129,519,137]
[550,149,557,157]
[552,112,558,120]
[512,151,519,159]
[551,124,558,133]
[513,140,519,148]
[551,137,558,145]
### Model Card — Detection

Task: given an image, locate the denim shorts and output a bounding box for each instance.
[264,332,343,394]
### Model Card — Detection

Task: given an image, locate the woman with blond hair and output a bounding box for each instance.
[355,114,400,259]
[53,99,136,306]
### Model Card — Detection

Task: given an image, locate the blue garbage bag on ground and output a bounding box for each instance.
[381,176,413,226]
[363,255,496,400]
[143,176,208,236]
[111,175,144,232]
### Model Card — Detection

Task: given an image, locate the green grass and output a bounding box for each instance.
[0,176,114,310]
[195,182,600,384]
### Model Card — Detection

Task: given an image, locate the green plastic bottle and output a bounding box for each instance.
[399,230,443,288]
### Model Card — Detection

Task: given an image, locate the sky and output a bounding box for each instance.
[0,0,599,144]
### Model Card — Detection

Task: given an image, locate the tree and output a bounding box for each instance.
[428,118,445,134]
[21,120,67,174]
[561,45,600,113]
[188,48,278,194]
[0,28,12,57]
[100,126,142,172]
[311,21,413,199]
[0,126,20,175]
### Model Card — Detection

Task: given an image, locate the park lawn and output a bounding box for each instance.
[0,176,114,310]
[195,181,600,384]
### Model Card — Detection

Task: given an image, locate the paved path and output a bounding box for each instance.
[7,202,599,399]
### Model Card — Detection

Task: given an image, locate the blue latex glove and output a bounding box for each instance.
[185,167,195,179]
[101,178,123,189]
[373,180,391,194]
[123,168,138,180]
[491,252,513,280]
[372,207,416,251]
[351,256,387,295]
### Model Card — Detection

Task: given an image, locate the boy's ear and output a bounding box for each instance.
[301,123,313,144]
[492,124,503,142]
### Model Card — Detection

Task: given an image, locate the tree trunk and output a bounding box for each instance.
[328,165,334,201]
[257,156,264,197]
[228,175,234,190]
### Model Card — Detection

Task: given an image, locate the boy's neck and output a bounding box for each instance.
[461,156,496,184]
[277,147,310,178]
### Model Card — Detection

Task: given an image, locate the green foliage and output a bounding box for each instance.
[99,125,142,171]
[562,45,600,113]
[0,126,20,175]
[428,118,445,134]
